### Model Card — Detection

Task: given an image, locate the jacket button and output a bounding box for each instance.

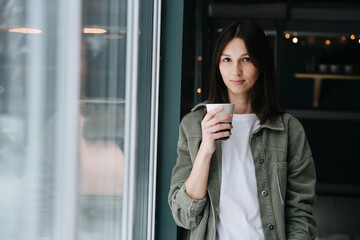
[268,224,274,230]
[258,158,264,164]
[261,190,268,196]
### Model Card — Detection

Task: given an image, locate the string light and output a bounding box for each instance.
[285,33,290,39]
[350,34,355,40]
[197,88,201,94]
[292,37,298,44]
[325,40,331,45]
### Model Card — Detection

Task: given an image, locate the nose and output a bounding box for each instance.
[232,62,242,75]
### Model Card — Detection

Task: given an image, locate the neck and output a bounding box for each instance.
[229,94,253,114]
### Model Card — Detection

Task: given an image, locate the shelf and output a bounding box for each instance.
[294,73,360,108]
[294,73,360,80]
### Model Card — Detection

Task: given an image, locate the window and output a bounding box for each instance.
[0,0,160,239]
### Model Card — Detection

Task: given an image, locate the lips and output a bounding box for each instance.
[230,80,245,85]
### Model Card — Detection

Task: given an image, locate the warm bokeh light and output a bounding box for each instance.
[341,36,346,41]
[358,39,360,44]
[197,88,201,94]
[350,34,355,40]
[9,27,42,34]
[325,40,331,45]
[83,28,107,34]
[104,34,123,39]
[307,36,315,44]
[293,32,298,37]
[197,56,202,61]
[292,37,298,43]
[285,33,290,39]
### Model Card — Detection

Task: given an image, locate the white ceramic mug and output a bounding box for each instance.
[206,103,234,140]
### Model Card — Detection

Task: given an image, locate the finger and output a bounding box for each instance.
[213,130,232,140]
[209,123,232,133]
[208,114,233,127]
[203,106,224,122]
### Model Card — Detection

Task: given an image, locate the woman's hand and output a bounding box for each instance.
[200,106,233,155]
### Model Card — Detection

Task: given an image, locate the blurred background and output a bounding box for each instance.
[0,0,359,240]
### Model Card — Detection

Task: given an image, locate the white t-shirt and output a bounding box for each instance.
[216,113,264,240]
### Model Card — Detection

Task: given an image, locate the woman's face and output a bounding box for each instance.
[219,37,259,101]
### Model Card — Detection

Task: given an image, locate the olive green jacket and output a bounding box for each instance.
[168,102,317,240]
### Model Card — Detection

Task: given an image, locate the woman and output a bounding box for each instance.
[168,20,317,240]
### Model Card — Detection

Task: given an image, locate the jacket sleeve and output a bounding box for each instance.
[168,121,208,230]
[285,118,317,240]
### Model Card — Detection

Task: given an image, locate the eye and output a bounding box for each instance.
[222,57,231,62]
[242,57,250,62]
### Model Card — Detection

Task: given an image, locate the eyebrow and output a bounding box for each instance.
[221,53,249,57]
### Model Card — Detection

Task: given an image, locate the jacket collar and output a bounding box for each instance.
[191,101,284,131]
[191,101,207,112]
[260,115,284,131]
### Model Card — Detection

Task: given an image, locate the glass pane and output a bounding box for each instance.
[0,0,59,239]
[77,0,126,239]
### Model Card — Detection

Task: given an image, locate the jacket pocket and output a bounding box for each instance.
[276,162,287,206]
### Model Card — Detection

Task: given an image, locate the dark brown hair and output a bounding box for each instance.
[208,20,284,123]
